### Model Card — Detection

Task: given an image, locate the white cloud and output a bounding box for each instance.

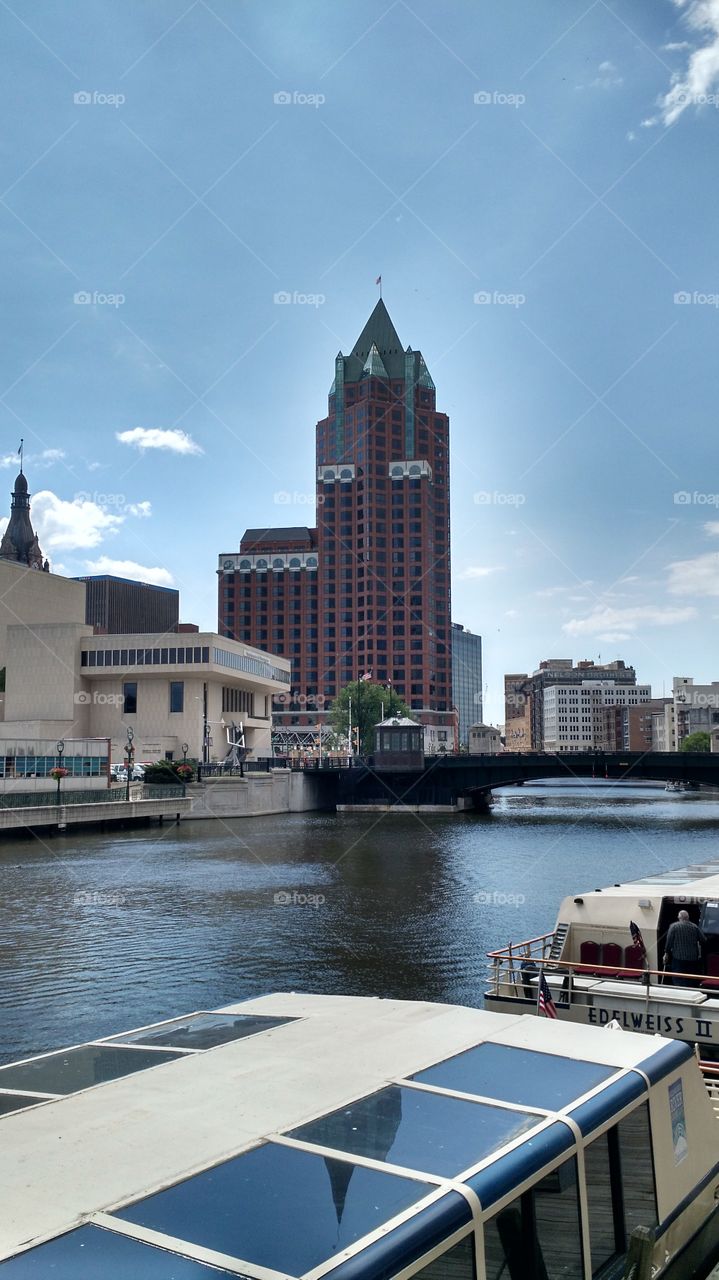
[663,40,692,50]
[83,556,175,587]
[126,500,152,518]
[592,60,623,89]
[457,566,503,580]
[704,521,719,536]
[32,491,124,551]
[1,448,65,470]
[563,604,696,636]
[649,0,719,125]
[117,427,203,455]
[667,550,719,596]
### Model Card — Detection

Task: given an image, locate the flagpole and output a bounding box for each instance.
[536,961,543,1015]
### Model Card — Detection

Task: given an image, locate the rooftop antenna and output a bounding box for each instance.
[375,273,382,298]
[18,439,23,474]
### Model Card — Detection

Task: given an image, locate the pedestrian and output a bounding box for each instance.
[664,910,705,986]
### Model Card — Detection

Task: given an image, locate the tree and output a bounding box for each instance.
[330,681,412,755]
[680,731,711,753]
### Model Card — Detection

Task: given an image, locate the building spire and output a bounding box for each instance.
[0,467,48,571]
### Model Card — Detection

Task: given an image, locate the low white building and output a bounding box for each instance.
[671,676,719,749]
[543,681,651,753]
[468,723,502,754]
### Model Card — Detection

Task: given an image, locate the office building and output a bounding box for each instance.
[504,659,639,752]
[452,623,482,748]
[75,575,180,635]
[543,681,652,753]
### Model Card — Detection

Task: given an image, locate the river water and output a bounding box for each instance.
[1,784,718,1064]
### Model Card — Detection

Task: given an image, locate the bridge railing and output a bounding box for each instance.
[486,938,719,1008]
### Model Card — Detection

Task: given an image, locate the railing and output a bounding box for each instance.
[141,784,185,800]
[0,787,125,809]
[698,1061,719,1120]
[486,935,719,1008]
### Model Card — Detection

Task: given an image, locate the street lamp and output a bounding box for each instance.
[181,741,189,796]
[125,727,135,802]
[54,739,65,806]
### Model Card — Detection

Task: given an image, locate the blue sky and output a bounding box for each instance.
[1,0,718,722]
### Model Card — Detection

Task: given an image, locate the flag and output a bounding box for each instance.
[630,919,647,960]
[538,973,558,1019]
[375,275,381,286]
[360,671,372,681]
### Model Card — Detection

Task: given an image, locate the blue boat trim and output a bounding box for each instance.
[566,1071,647,1136]
[465,1121,575,1210]
[637,1040,693,1085]
[318,1190,471,1280]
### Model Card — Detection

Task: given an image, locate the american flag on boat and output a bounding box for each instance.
[538,972,558,1019]
[630,919,647,960]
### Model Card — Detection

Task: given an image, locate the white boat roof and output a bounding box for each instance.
[567,860,719,904]
[0,992,693,1277]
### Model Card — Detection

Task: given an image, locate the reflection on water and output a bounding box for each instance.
[0,785,717,1063]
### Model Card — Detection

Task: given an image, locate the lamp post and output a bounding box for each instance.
[181,742,189,796]
[55,739,64,806]
[125,727,135,802]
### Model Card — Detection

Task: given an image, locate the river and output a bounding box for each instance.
[1,784,718,1063]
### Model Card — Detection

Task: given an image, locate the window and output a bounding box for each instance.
[484,1158,583,1280]
[169,681,184,714]
[585,1103,657,1277]
[123,682,137,715]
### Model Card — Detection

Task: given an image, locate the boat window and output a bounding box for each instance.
[0,1223,239,1275]
[0,1045,183,1096]
[584,1102,657,1276]
[483,1157,583,1280]
[288,1084,541,1177]
[412,1043,616,1111]
[0,1092,48,1116]
[115,1141,435,1274]
[408,1235,476,1280]
[103,1012,295,1051]
[619,1103,657,1236]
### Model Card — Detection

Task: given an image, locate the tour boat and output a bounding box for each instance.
[486,859,719,1058]
[1,993,719,1278]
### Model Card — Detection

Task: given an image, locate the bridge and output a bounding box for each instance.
[304,751,719,811]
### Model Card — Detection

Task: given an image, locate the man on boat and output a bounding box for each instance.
[664,910,705,986]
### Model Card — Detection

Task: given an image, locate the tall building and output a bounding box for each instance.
[451,623,482,747]
[601,698,670,752]
[218,299,454,748]
[504,659,639,752]
[75,575,180,635]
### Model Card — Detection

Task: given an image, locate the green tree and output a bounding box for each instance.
[330,681,412,755]
[680,731,711,753]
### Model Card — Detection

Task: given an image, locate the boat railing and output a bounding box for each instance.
[486,937,719,1008]
[698,1061,719,1121]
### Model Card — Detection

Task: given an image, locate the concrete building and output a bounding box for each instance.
[75,574,180,635]
[601,698,670,752]
[505,659,639,752]
[451,623,482,748]
[218,298,454,749]
[543,681,651,753]
[0,559,86,671]
[468,723,501,754]
[671,676,719,748]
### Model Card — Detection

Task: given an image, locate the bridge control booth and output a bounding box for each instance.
[372,717,425,770]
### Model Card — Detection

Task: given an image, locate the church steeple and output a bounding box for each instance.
[0,470,48,571]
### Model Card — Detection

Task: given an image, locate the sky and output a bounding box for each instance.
[1,0,718,724]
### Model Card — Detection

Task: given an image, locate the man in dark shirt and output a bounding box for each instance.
[664,910,705,985]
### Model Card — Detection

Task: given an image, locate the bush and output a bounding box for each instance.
[143,759,197,785]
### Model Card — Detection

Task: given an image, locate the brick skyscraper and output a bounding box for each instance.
[218,299,454,750]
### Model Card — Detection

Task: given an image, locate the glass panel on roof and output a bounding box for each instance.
[116,1141,433,1274]
[104,1012,294,1051]
[0,1045,182,1095]
[0,1092,48,1116]
[0,1224,239,1276]
[289,1085,540,1178]
[412,1044,616,1112]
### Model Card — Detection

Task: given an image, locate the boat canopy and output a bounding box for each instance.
[0,994,705,1277]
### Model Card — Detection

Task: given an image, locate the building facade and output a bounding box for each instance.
[600,698,670,752]
[451,623,482,748]
[75,575,180,635]
[504,659,639,752]
[218,299,454,748]
[543,681,651,753]
[0,469,48,571]
[468,723,501,754]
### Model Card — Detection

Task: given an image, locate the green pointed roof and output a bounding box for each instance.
[344,299,406,381]
[362,342,389,379]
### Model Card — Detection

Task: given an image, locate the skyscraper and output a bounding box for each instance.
[451,623,483,747]
[218,298,454,748]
